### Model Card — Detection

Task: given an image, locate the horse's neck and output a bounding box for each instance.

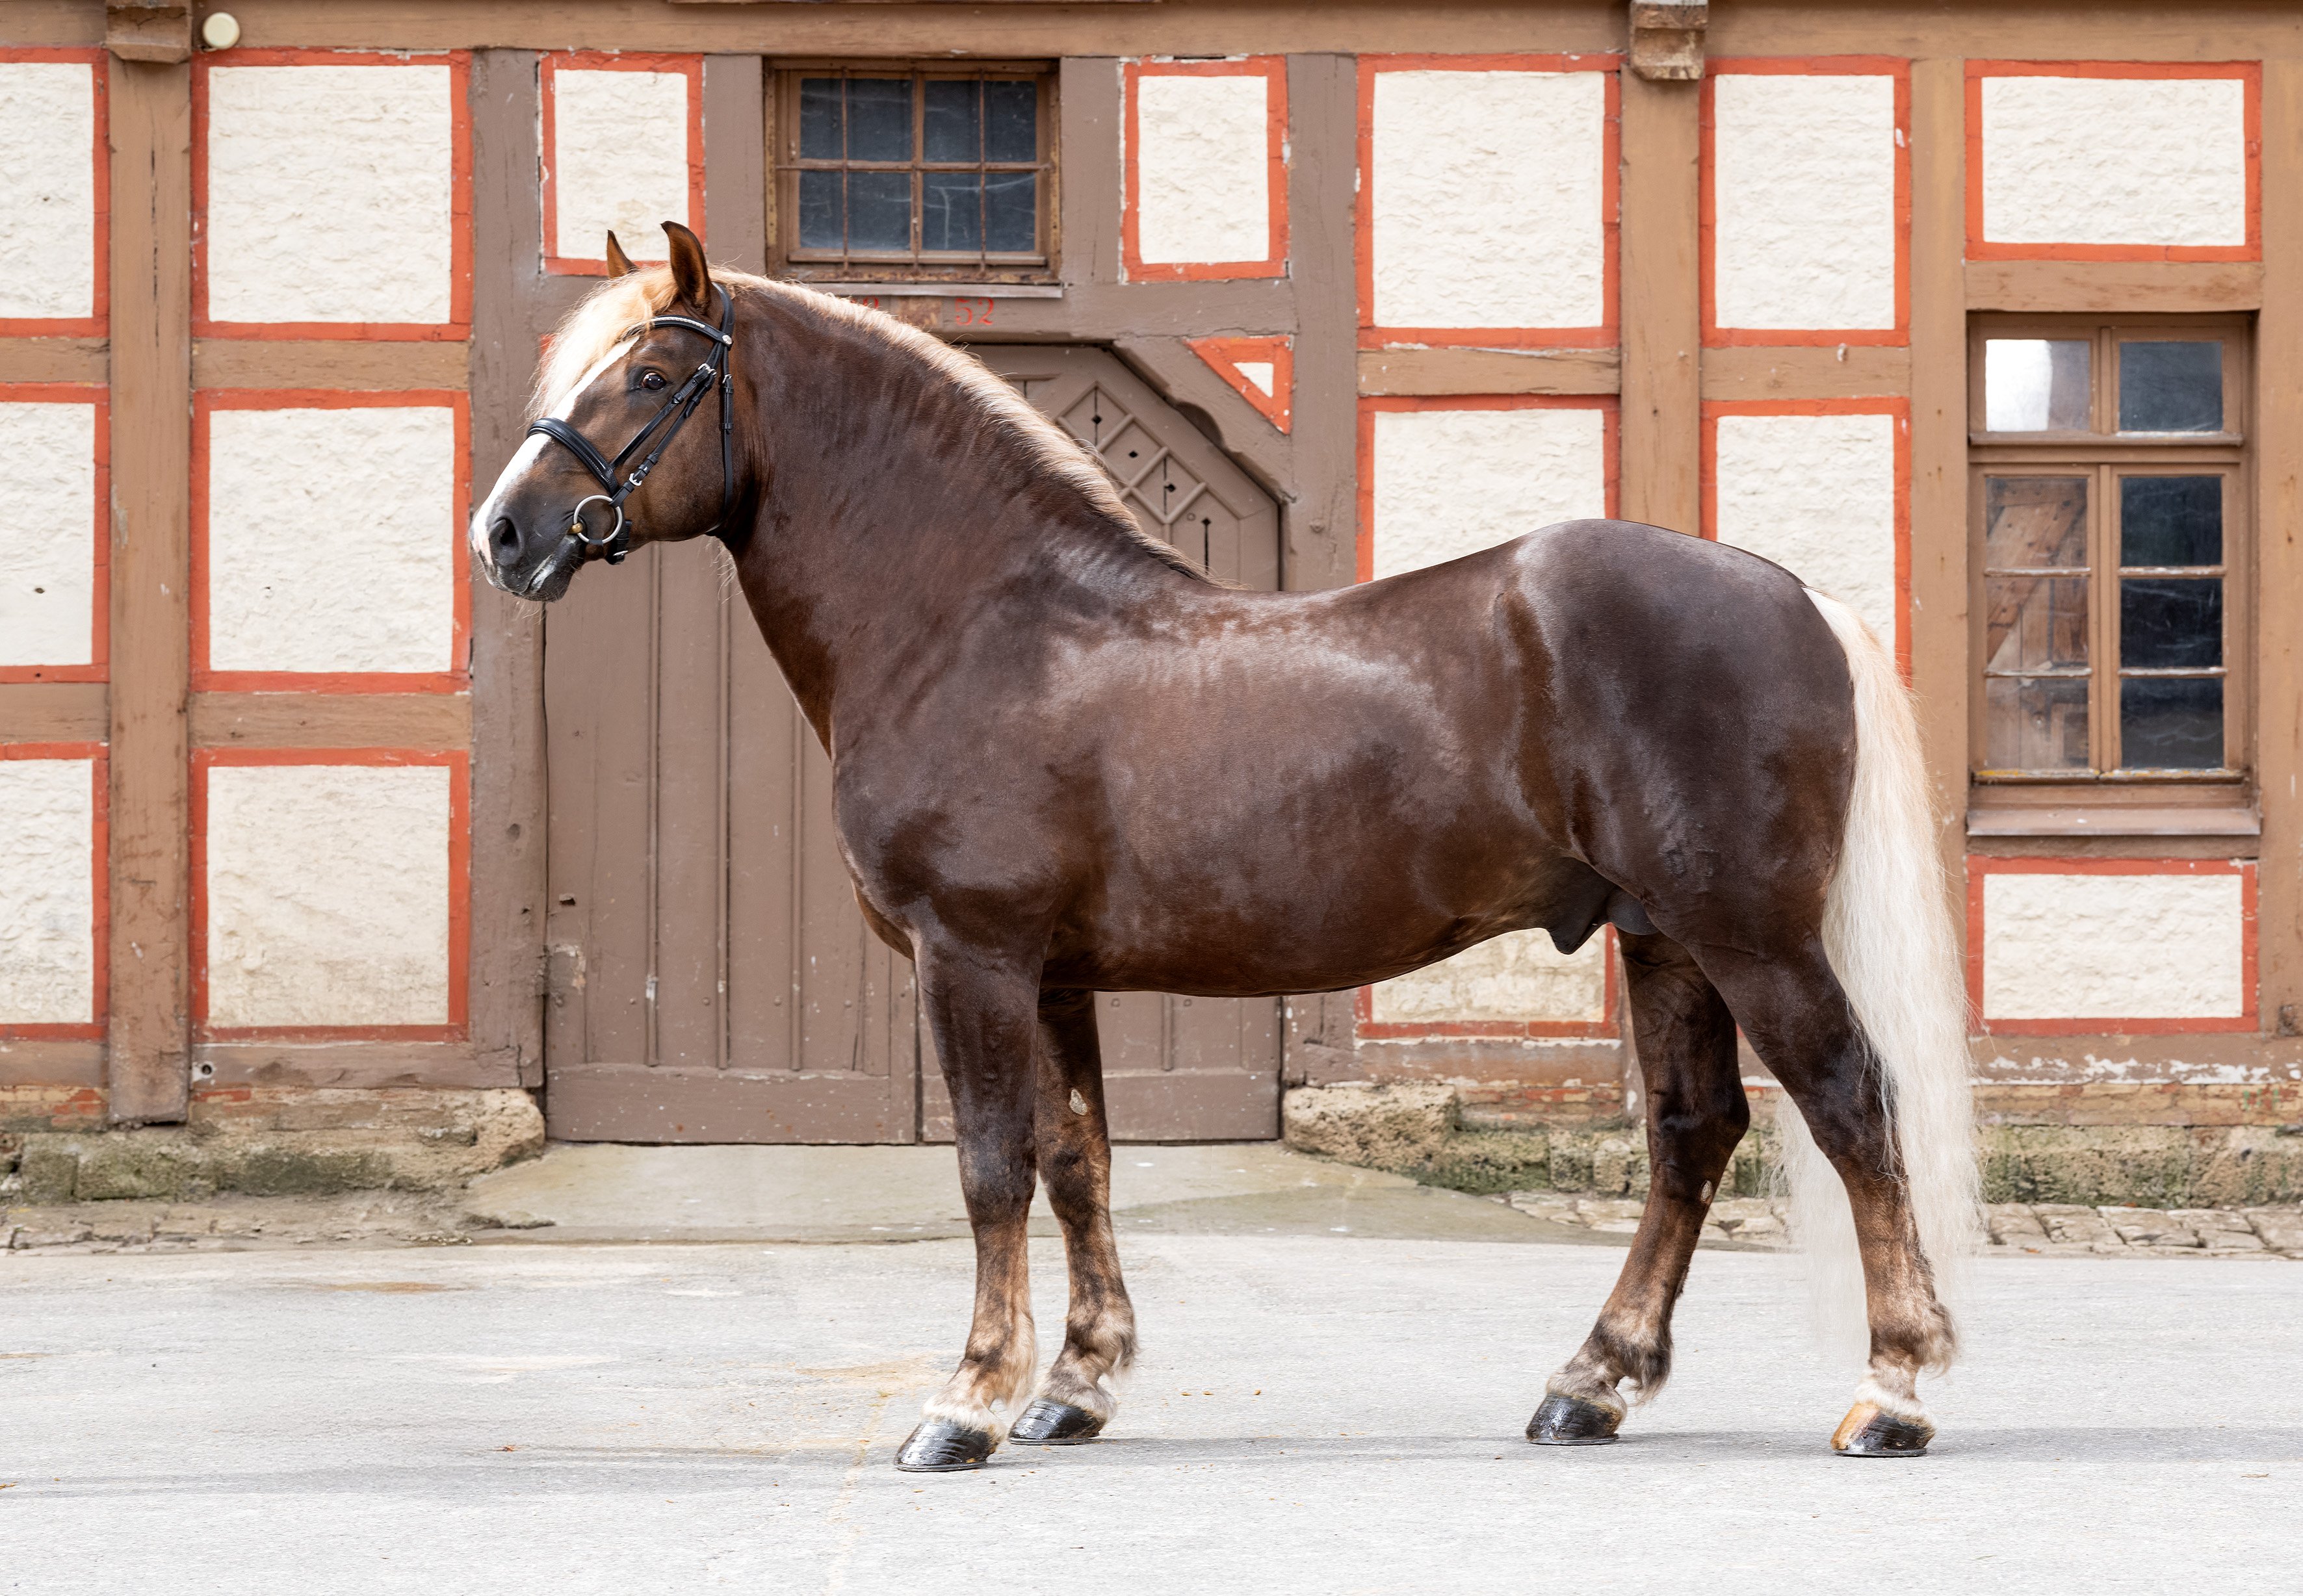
[729,318,1175,747]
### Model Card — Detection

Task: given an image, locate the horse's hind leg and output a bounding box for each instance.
[895,944,1042,1473]
[1532,931,1745,1445]
[1008,988,1138,1445]
[1704,942,1956,1457]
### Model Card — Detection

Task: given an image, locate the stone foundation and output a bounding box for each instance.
[0,1087,545,1205]
[1282,1081,2303,1209]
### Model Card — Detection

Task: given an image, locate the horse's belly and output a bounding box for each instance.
[1048,839,1607,999]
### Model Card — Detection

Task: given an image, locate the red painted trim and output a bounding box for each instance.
[1357,55,1621,350]
[0,383,109,684]
[0,49,108,339]
[1186,335,1292,432]
[1121,56,1290,282]
[1700,397,1912,676]
[1353,927,1621,1041]
[1964,61,2261,263]
[190,747,470,1042]
[192,49,474,339]
[1700,57,1910,348]
[540,51,707,276]
[0,742,108,1040]
[1355,394,1620,586]
[1966,856,2259,1035]
[191,389,471,695]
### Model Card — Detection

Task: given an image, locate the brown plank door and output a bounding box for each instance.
[541,342,1282,1143]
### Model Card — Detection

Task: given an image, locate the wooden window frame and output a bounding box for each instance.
[1966,314,2253,827]
[769,60,1060,285]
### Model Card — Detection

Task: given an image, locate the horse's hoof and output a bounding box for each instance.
[1831,1402,1934,1458]
[1527,1392,1622,1446]
[1008,1398,1106,1446]
[894,1420,998,1473]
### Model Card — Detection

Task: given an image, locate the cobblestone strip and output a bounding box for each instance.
[1498,1192,2303,1259]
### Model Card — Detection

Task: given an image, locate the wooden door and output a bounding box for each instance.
[541,343,1282,1142]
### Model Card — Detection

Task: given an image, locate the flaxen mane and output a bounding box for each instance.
[534,267,1217,585]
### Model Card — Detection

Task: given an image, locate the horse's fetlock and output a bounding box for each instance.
[1852,1372,1928,1423]
[1544,1367,1628,1419]
[1039,1361,1118,1420]
[1588,1320,1672,1403]
[1065,1303,1138,1373]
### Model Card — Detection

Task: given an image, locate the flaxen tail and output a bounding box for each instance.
[1779,591,1980,1359]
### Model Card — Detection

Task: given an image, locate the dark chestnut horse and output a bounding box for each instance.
[476,224,1978,1470]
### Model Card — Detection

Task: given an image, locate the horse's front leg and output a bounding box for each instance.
[1533,931,1746,1444]
[896,942,1043,1473]
[1009,987,1137,1446]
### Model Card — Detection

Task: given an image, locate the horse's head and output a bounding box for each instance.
[473,221,738,602]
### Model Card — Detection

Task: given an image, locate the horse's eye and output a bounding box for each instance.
[639,370,666,391]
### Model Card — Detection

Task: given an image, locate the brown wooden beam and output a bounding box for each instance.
[1966,259,2265,315]
[196,1,1626,57]
[190,339,470,391]
[1279,51,1362,1088]
[467,48,551,1091]
[196,1039,523,1090]
[2255,62,2303,1044]
[1906,60,1973,923]
[1617,70,1700,535]
[0,1040,108,1090]
[1699,344,1911,402]
[1359,346,1620,398]
[0,683,111,743]
[189,692,473,750]
[0,339,109,383]
[105,55,192,1126]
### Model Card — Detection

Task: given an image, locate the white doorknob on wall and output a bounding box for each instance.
[200,12,241,49]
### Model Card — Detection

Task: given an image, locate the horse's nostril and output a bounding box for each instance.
[491,517,520,558]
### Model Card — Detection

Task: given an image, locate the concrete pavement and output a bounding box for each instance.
[458,1139,1629,1246]
[4,1215,2298,1593]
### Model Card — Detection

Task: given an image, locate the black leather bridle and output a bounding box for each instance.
[521,284,737,597]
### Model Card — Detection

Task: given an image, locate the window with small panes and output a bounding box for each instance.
[1968,317,2250,794]
[773,64,1057,280]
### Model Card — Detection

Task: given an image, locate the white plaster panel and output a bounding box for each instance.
[1371,70,1606,329]
[1980,77,2248,248]
[1372,406,1607,580]
[1234,360,1275,396]
[0,759,96,1026]
[1372,930,1607,1025]
[552,68,692,263]
[1713,74,1897,330]
[205,763,452,1027]
[205,64,456,325]
[207,406,457,674]
[1983,871,2245,1021]
[1713,411,1898,646]
[0,62,97,320]
[1134,72,1271,266]
[0,402,97,667]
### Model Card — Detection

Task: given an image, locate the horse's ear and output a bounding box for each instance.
[664,221,712,310]
[603,230,636,278]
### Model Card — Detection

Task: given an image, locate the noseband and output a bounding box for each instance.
[521,283,737,597]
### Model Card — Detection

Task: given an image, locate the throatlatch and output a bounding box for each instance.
[521,283,737,597]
